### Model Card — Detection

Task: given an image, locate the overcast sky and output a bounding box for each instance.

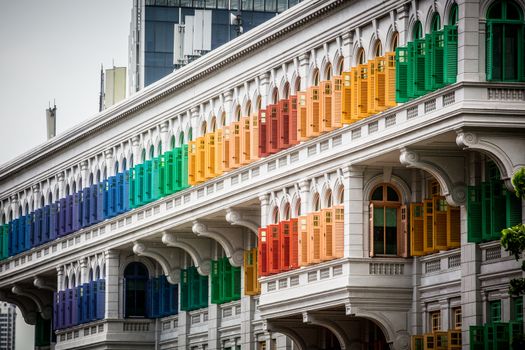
[0,0,132,166]
[0,0,132,347]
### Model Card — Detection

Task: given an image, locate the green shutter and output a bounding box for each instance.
[481,182,492,241]
[493,322,509,350]
[486,22,494,81]
[490,300,502,323]
[513,297,523,321]
[486,161,500,181]
[490,181,506,240]
[467,185,483,243]
[443,25,458,84]
[199,274,208,308]
[395,47,409,102]
[222,258,233,302]
[469,325,485,350]
[506,190,523,227]
[180,269,189,311]
[509,320,523,346]
[424,33,434,91]
[414,38,428,96]
[190,267,201,309]
[232,265,241,300]
[129,168,136,209]
[136,164,144,205]
[484,323,495,350]
[173,148,182,191]
[164,150,174,194]
[144,160,153,203]
[407,42,416,99]
[211,260,220,304]
[432,30,445,89]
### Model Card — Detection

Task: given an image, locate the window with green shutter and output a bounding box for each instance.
[486,0,525,81]
[489,300,502,323]
[467,185,483,243]
[443,25,458,84]
[395,47,410,102]
[449,3,458,25]
[513,297,523,321]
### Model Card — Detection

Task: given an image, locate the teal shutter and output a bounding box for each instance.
[481,182,492,241]
[490,181,506,240]
[395,47,409,102]
[443,25,458,84]
[144,160,152,203]
[432,30,445,88]
[467,185,483,243]
[414,39,427,96]
[211,260,220,304]
[424,33,434,91]
[129,168,136,209]
[190,267,200,310]
[199,274,208,308]
[486,22,494,81]
[407,42,416,99]
[506,190,523,227]
[180,269,189,311]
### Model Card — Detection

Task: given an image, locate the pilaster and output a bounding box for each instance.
[259,194,270,227]
[298,179,310,216]
[457,0,481,82]
[258,73,270,110]
[105,249,120,319]
[298,53,310,91]
[342,166,364,258]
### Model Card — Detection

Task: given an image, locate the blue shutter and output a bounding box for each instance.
[123,171,130,212]
[116,173,124,214]
[96,279,105,320]
[42,206,51,243]
[50,202,58,240]
[82,187,90,228]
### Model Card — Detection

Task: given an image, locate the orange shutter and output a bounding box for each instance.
[319,80,333,133]
[341,72,352,124]
[240,117,251,165]
[257,228,268,277]
[290,218,299,268]
[244,248,260,295]
[267,224,280,274]
[423,199,434,253]
[410,203,425,256]
[358,64,369,118]
[297,92,308,142]
[306,87,320,138]
[289,96,299,146]
[205,132,216,179]
[321,208,334,261]
[447,206,461,248]
[350,69,359,121]
[222,126,231,172]
[331,75,342,128]
[196,137,206,183]
[249,113,259,161]
[298,215,309,266]
[433,196,448,250]
[334,205,344,258]
[398,205,408,257]
[279,221,291,271]
[308,212,322,264]
[385,52,397,108]
[229,122,241,169]
[188,140,196,186]
[367,60,376,114]
[374,56,387,112]
[214,128,223,177]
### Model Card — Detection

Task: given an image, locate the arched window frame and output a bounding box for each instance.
[124,262,149,318]
[369,183,406,257]
[486,0,525,81]
[413,20,423,40]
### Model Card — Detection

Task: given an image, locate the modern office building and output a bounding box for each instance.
[0,302,16,350]
[128,0,302,94]
[0,0,525,349]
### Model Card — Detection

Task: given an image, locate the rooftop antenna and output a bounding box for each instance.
[99,64,105,112]
[46,100,57,140]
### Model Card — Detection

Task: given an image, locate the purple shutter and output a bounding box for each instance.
[96,279,105,319]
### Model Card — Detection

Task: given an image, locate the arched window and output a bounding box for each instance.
[41,195,45,207]
[72,181,76,194]
[130,155,134,168]
[201,121,207,135]
[235,105,242,121]
[103,166,107,180]
[18,206,22,218]
[95,266,101,280]
[124,262,149,318]
[356,48,366,65]
[114,161,119,174]
[370,184,403,256]
[294,77,301,94]
[122,158,127,171]
[336,187,344,205]
[295,198,301,217]
[188,128,193,142]
[256,96,262,111]
[220,112,226,127]
[210,117,217,132]
[272,206,279,224]
[170,135,176,150]
[312,69,320,86]
[25,204,29,216]
[413,20,423,40]
[271,88,279,104]
[283,203,291,220]
[283,83,290,100]
[71,273,76,288]
[64,276,69,290]
[141,149,146,162]
[89,269,93,282]
[324,189,333,208]
[97,170,101,183]
[1,214,5,225]
[48,193,53,205]
[449,3,458,25]
[157,142,162,156]
[325,63,332,80]
[89,173,94,186]
[65,184,70,197]
[179,131,185,146]
[431,13,441,31]
[312,193,320,211]
[246,101,252,115]
[149,145,154,159]
[391,32,399,51]
[374,40,383,57]
[486,0,524,81]
[336,58,344,75]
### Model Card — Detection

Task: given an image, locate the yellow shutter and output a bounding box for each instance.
[410,203,425,256]
[423,199,435,253]
[297,92,308,141]
[350,69,359,121]
[358,64,369,119]
[222,125,231,172]
[331,75,342,128]
[229,122,241,169]
[249,113,259,162]
[341,72,353,124]
[433,196,448,250]
[214,129,223,177]
[374,56,387,112]
[367,59,376,114]
[308,212,322,264]
[196,136,206,183]
[333,205,344,258]
[447,206,461,248]
[188,140,196,186]
[298,215,309,266]
[306,86,320,138]
[205,132,216,179]
[385,52,397,108]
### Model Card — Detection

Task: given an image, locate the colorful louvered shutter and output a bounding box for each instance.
[414,39,427,96]
[308,212,322,263]
[443,25,458,84]
[398,205,408,257]
[223,126,232,171]
[369,203,374,257]
[447,205,461,248]
[467,185,483,243]
[197,136,206,182]
[257,228,268,277]
[297,92,308,141]
[249,113,260,161]
[367,60,377,114]
[333,205,344,258]
[433,196,449,250]
[243,248,260,295]
[240,117,251,165]
[268,105,279,154]
[331,76,342,127]
[374,56,387,112]
[279,220,291,271]
[385,52,397,107]
[321,208,334,261]
[231,122,241,169]
[211,259,220,304]
[188,141,196,186]
[215,129,223,176]
[490,181,506,240]
[341,71,353,123]
[258,109,268,157]
[268,224,280,274]
[424,33,434,91]
[431,30,445,89]
[306,87,320,137]
[205,132,216,178]
[289,218,299,268]
[298,215,309,266]
[395,47,409,102]
[289,96,299,145]
[358,64,369,118]
[410,203,425,256]
[319,81,333,132]
[278,99,290,149]
[407,42,416,99]
[423,199,434,252]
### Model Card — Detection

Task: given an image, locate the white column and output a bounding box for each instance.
[223,91,233,126]
[298,179,310,216]
[457,0,481,82]
[298,53,310,91]
[80,258,89,284]
[343,166,364,258]
[160,121,169,153]
[341,32,353,72]
[396,4,409,47]
[104,149,114,177]
[259,73,270,110]
[105,250,120,319]
[57,173,65,199]
[177,311,188,350]
[56,266,65,291]
[259,194,270,227]
[131,135,141,166]
[440,299,450,331]
[32,184,40,211]
[80,161,89,190]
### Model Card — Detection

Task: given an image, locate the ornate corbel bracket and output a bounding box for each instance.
[133,241,181,284]
[161,232,211,276]
[192,221,244,267]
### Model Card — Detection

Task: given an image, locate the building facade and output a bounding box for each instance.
[0,0,524,349]
[0,302,16,350]
[128,0,302,94]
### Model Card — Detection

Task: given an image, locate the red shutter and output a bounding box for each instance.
[279,220,290,271]
[278,99,290,149]
[268,224,281,274]
[258,109,268,158]
[257,228,268,277]
[268,104,279,154]
[289,96,299,146]
[289,218,299,268]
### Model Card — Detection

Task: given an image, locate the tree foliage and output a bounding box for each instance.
[500,167,525,296]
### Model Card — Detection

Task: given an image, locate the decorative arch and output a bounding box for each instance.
[320,56,332,80]
[363,174,411,205]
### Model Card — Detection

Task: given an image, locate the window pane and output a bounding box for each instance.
[241,0,253,10]
[488,3,502,19]
[217,0,228,8]
[504,25,519,80]
[386,186,399,201]
[385,207,397,254]
[206,0,216,8]
[385,207,397,227]
[490,300,501,322]
[265,0,277,12]
[254,0,264,11]
[506,2,521,20]
[180,0,192,6]
[277,0,287,12]
[492,24,503,80]
[371,187,383,201]
[373,207,384,254]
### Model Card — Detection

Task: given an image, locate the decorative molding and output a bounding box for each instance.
[132,241,181,284]
[161,232,211,276]
[225,208,259,235]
